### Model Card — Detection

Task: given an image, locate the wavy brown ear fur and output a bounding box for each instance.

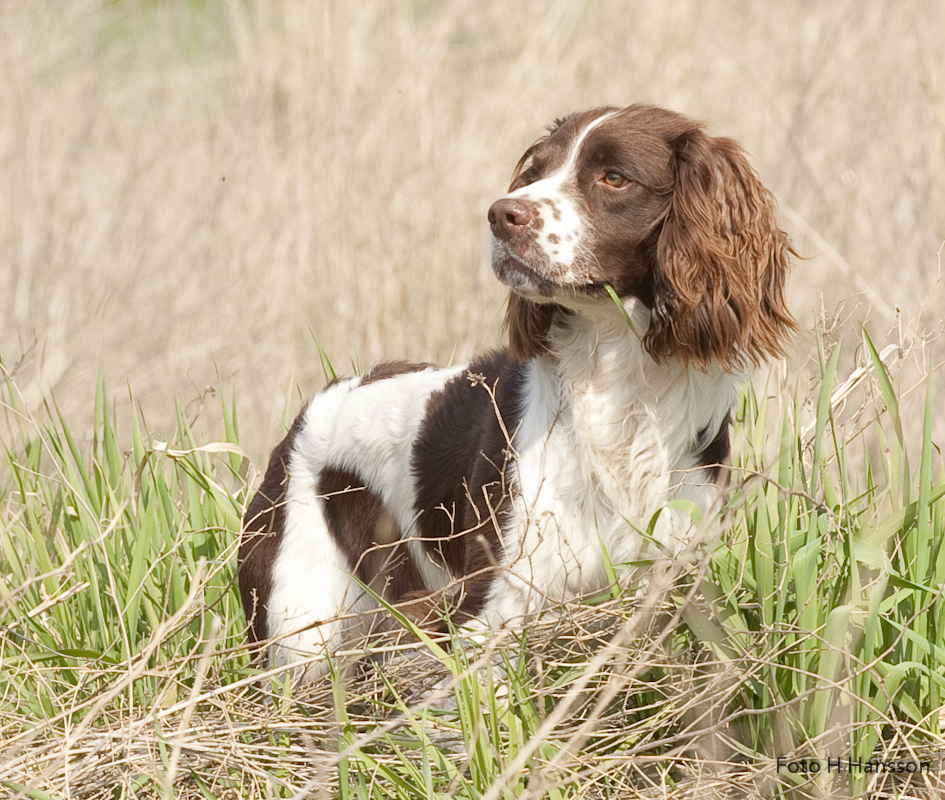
[648,127,798,371]
[504,294,557,361]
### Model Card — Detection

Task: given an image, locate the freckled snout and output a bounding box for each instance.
[488,198,536,241]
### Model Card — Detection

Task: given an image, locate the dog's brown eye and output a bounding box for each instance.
[601,171,630,189]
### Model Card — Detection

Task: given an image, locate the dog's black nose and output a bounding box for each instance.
[488,198,536,240]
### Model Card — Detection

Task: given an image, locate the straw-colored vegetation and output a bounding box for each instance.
[2,1,944,798]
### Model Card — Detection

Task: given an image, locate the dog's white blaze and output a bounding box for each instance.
[502,110,620,277]
[265,366,465,671]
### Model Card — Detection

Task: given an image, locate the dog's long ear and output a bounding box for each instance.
[647,129,797,371]
[504,294,557,361]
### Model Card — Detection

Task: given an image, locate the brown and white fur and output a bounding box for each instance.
[239,104,796,677]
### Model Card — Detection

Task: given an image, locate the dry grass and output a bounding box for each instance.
[1,0,943,460]
[5,568,944,799]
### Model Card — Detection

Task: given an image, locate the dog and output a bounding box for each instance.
[239,104,796,678]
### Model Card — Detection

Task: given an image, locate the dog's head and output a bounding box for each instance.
[489,104,797,371]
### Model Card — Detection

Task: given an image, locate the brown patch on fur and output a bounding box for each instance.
[411,352,526,621]
[317,467,426,603]
[504,294,559,361]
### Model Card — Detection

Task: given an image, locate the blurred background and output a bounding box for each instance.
[2,0,943,464]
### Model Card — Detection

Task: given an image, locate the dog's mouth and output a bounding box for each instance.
[490,241,605,302]
[490,246,556,297]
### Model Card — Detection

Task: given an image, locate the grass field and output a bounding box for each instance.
[2,1,945,797]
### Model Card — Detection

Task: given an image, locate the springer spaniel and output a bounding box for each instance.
[239,104,796,677]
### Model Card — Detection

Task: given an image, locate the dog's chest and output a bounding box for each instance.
[485,364,694,618]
